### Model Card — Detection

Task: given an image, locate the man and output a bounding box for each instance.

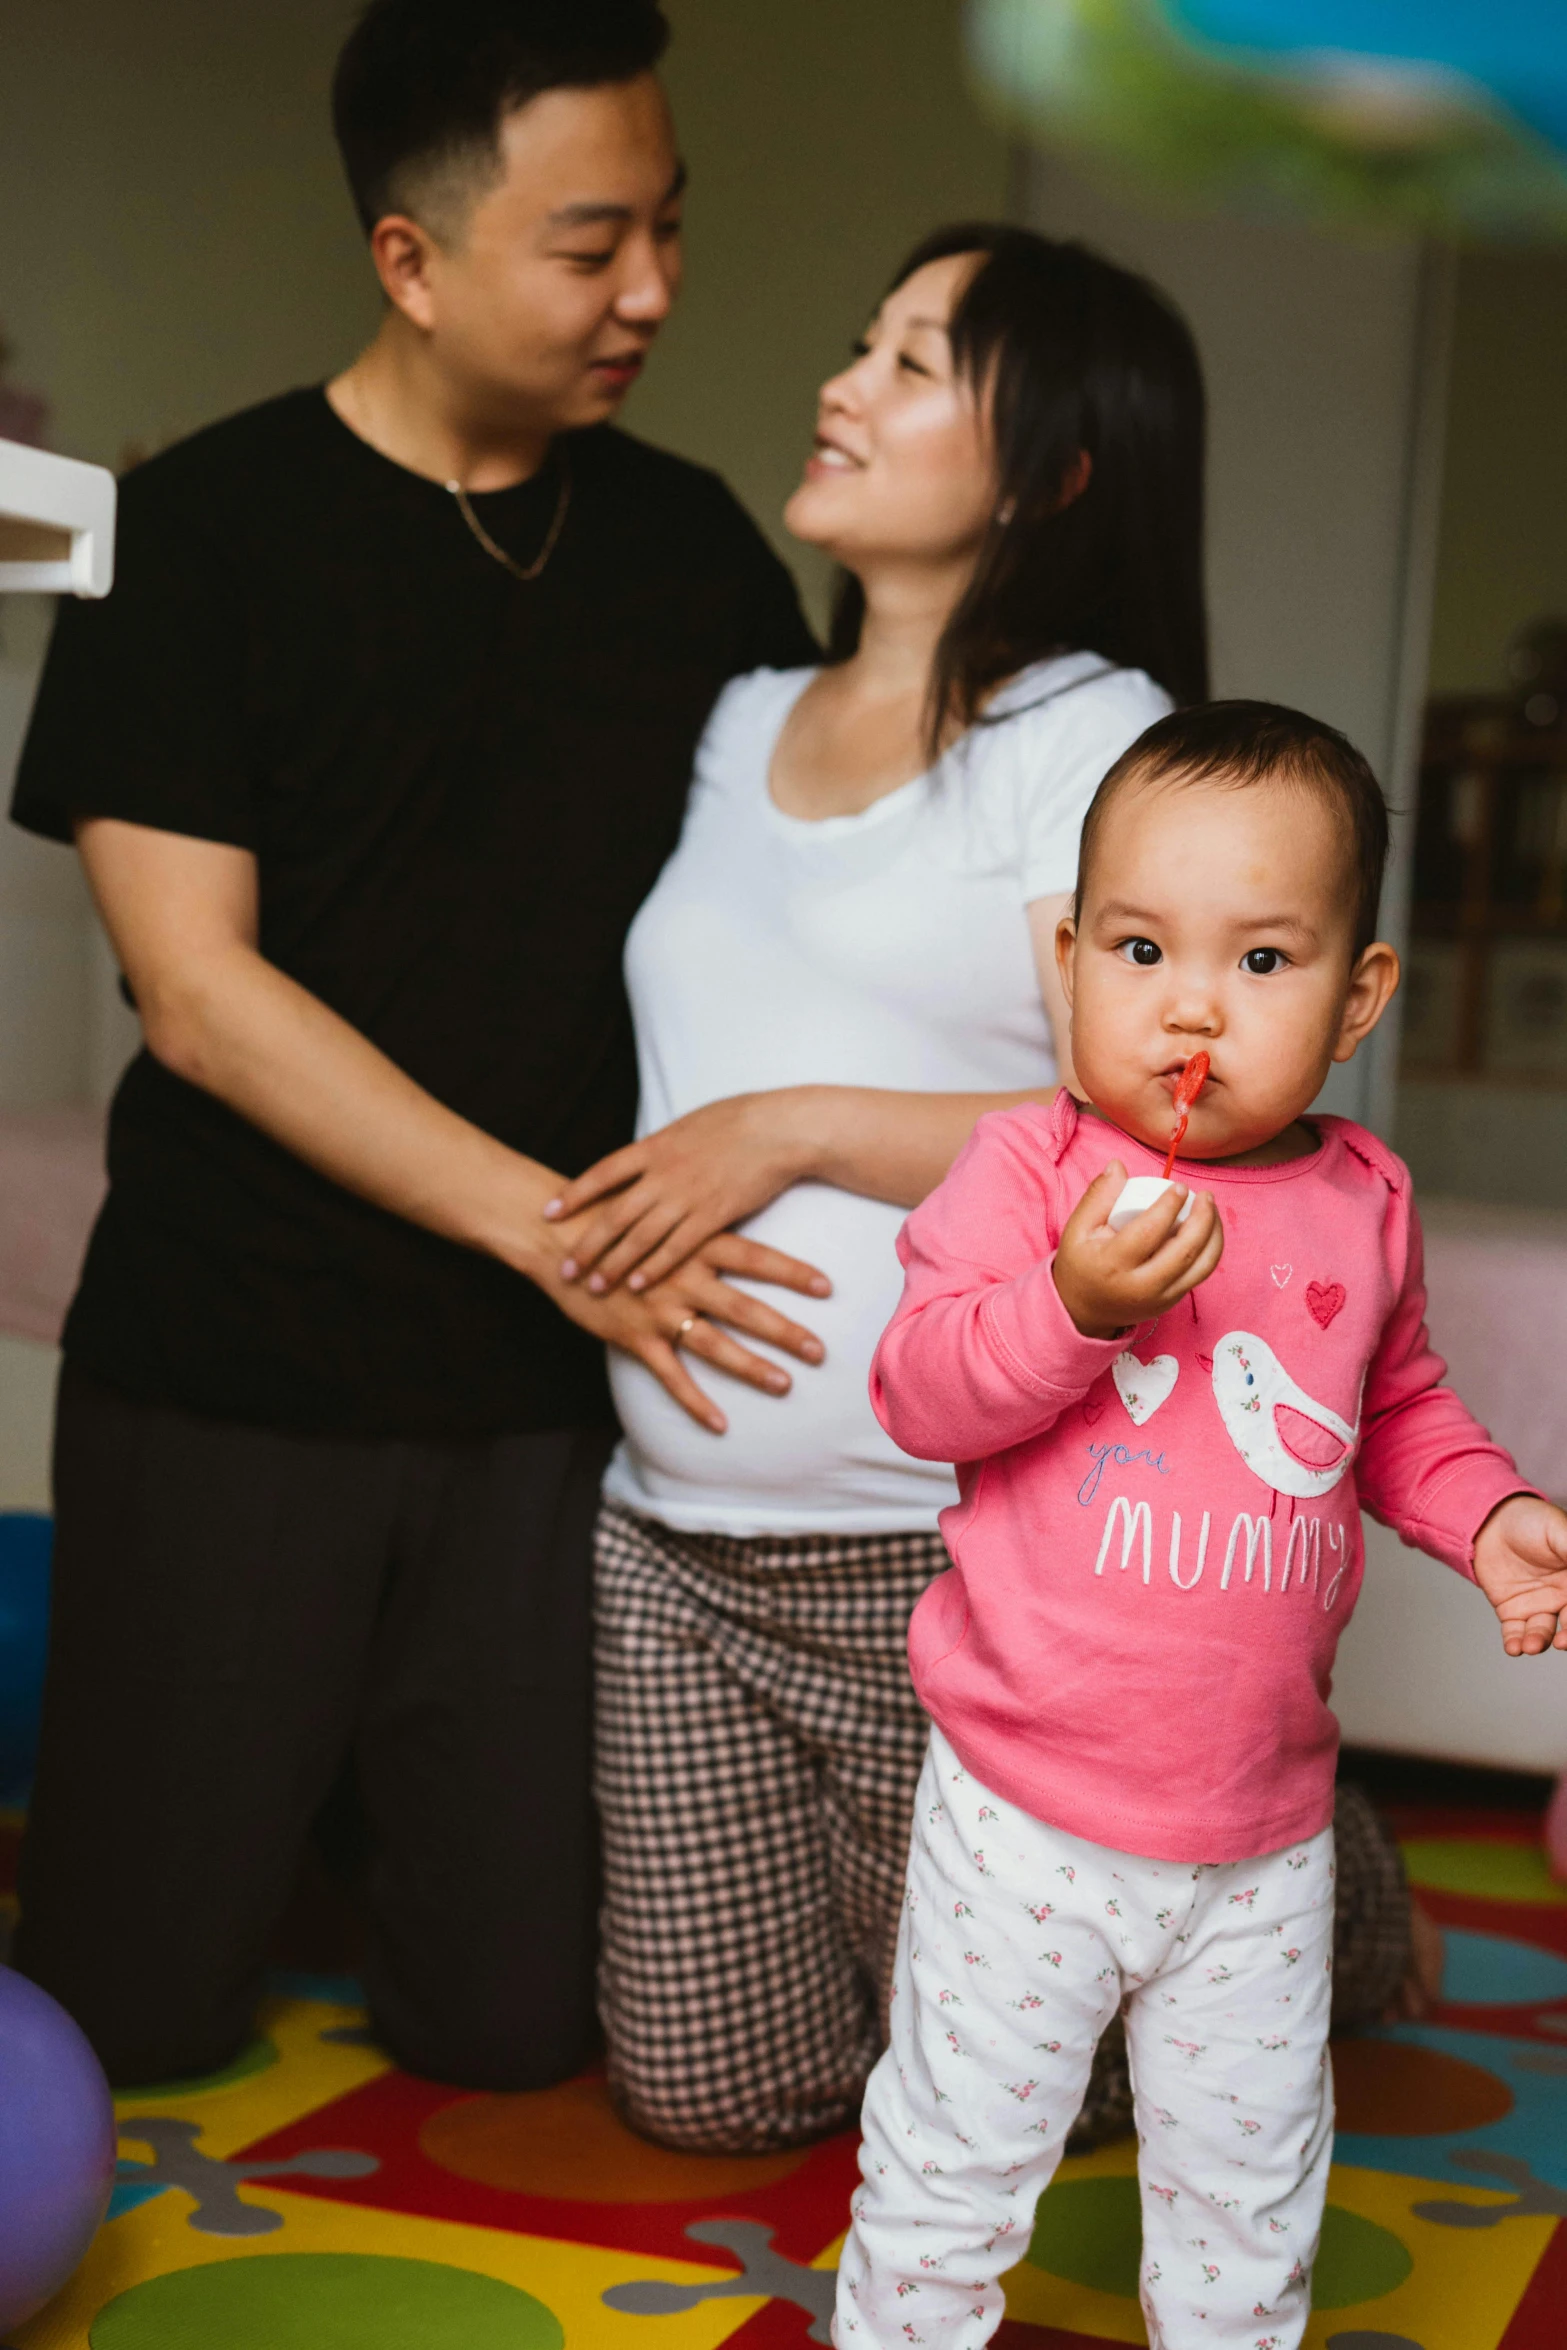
[9,0,820,2092]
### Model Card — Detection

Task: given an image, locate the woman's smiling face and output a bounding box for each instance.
[783,253,998,570]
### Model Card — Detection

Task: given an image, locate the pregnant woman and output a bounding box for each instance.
[543,222,1206,2151]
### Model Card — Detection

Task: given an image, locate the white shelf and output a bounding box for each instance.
[0,436,117,598]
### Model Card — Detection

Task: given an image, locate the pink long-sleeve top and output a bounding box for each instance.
[872,1093,1525,1862]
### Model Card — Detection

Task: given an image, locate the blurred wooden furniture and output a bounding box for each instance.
[1404,693,1567,1085]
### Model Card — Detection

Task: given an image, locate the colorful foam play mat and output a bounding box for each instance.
[0,1798,1564,2349]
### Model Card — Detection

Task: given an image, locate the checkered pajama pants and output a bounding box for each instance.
[593,1499,947,2152]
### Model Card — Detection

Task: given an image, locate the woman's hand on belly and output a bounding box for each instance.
[545,1080,1057,1296]
[545,1090,828,1296]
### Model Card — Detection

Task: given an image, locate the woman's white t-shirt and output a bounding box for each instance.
[603,651,1171,1537]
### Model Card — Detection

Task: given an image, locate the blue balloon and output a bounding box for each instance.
[968,0,1567,236]
[1177,0,1567,155]
[0,1966,115,2330]
[0,1514,52,1805]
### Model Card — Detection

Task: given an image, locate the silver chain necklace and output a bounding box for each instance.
[445,449,572,584]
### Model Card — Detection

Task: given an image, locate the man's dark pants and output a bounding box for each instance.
[15,1363,610,2091]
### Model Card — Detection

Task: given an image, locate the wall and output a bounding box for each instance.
[0,0,376,1117]
[0,10,1541,1767]
[1002,168,1567,1763]
[0,0,1008,1500]
[0,0,380,1503]
[0,635,89,1108]
[2,0,1006,498]
[1426,248,1567,696]
[1394,247,1567,1206]
[1017,156,1448,1134]
[630,0,1011,617]
[1396,1079,1567,1210]
[0,0,1008,1119]
[0,0,371,476]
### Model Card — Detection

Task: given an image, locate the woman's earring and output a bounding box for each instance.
[996,497,1017,527]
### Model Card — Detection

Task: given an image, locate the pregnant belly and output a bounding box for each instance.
[608,1183,955,1526]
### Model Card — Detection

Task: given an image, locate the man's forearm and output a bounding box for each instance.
[74,818,826,1431]
[143,940,561,1282]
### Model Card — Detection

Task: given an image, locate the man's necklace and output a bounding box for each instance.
[446,448,572,584]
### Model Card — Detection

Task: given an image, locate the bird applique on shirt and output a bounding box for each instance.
[1210,1332,1361,1500]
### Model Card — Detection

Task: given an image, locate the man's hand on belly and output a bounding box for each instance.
[534,1217,829,1436]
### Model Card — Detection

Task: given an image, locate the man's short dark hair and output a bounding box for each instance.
[333,0,671,241]
[1076,700,1392,957]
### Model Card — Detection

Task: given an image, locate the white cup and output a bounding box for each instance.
[1108,1175,1194,1235]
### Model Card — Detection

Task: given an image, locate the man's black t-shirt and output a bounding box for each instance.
[12,390,817,1438]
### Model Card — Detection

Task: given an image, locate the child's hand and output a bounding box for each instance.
[1472,1495,1567,1656]
[1052,1160,1224,1340]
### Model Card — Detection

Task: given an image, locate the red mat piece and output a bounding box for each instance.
[696,2303,827,2348]
[1413,1886,1567,2046]
[1386,1803,1553,1843]
[1500,2214,1567,2349]
[709,2317,1100,2347]
[707,2305,838,2348]
[236,2067,862,2264]
[990,2327,1120,2347]
[0,1814,20,1896]
[1417,1887,1567,1955]
[707,2302,1092,2346]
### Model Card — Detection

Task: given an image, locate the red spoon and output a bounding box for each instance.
[1161,1051,1210,1180]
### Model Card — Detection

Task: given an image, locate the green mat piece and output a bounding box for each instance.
[90,2252,564,2349]
[1402,1837,1567,1909]
[1027,2176,1412,2309]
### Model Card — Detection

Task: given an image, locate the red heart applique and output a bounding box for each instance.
[1196,1353,1214,1372]
[1083,1385,1109,1425]
[1306,1280,1346,1330]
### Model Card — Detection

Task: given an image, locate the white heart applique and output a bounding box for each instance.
[1271,1264,1293,1288]
[1112,1350,1179,1427]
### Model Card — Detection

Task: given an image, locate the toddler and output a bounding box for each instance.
[835,700,1567,2350]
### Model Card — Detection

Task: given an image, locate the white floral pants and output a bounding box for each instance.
[834,1730,1335,2350]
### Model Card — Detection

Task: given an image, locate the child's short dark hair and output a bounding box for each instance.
[333,0,671,240]
[1076,699,1391,957]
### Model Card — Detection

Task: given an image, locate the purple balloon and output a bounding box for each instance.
[0,1966,115,2330]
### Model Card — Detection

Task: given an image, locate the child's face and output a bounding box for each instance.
[1058,773,1399,1162]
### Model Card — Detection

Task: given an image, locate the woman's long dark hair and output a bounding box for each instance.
[828,224,1209,756]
